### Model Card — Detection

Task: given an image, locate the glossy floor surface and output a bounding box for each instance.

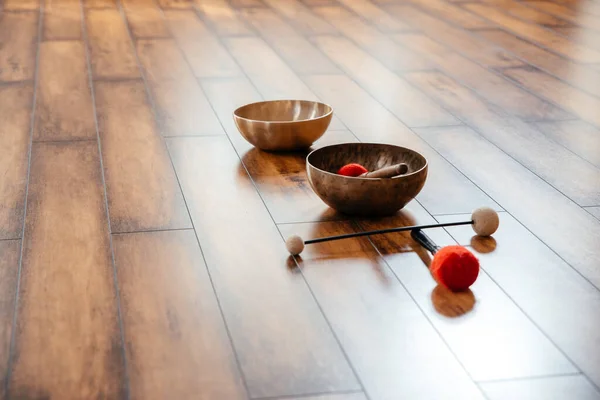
[1,0,600,399]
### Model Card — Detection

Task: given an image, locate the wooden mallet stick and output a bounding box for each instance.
[285,207,499,256]
[360,163,409,178]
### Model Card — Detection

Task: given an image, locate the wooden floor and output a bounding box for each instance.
[1,0,600,398]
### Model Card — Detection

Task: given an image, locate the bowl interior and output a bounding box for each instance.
[234,100,332,123]
[307,143,427,177]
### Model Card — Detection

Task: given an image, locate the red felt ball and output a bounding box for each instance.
[337,163,368,177]
[430,245,480,291]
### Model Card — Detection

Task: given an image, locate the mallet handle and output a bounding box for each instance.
[360,163,408,179]
[410,229,441,254]
[304,220,473,245]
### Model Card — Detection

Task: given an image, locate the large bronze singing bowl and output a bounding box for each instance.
[233,100,333,151]
[307,143,428,216]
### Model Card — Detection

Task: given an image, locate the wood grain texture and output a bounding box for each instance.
[122,0,170,38]
[411,0,492,28]
[262,0,337,35]
[554,26,600,52]
[525,1,600,31]
[194,0,254,36]
[481,375,600,400]
[464,3,600,63]
[167,135,360,398]
[2,0,38,10]
[312,35,460,128]
[0,11,38,82]
[361,206,575,382]
[334,0,410,32]
[286,394,367,400]
[478,0,570,26]
[94,80,191,232]
[480,29,600,98]
[240,8,340,75]
[85,8,140,79]
[313,6,434,73]
[223,36,346,130]
[43,0,82,40]
[157,0,193,8]
[136,38,225,136]
[164,10,241,78]
[438,212,600,388]
[113,230,246,399]
[501,66,600,128]
[8,141,126,399]
[34,41,95,141]
[303,74,500,215]
[533,120,600,167]
[0,85,33,240]
[387,5,524,68]
[416,124,600,291]
[84,0,117,7]
[278,221,485,400]
[0,240,20,389]
[406,71,600,206]
[392,33,568,121]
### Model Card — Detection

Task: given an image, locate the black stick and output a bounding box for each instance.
[410,229,441,254]
[304,220,473,245]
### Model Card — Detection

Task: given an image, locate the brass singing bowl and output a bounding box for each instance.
[233,100,333,151]
[307,143,428,216]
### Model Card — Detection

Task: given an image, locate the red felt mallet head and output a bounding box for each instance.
[411,229,479,291]
[337,163,368,177]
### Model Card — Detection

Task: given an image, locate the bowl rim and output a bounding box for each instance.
[232,99,334,124]
[306,142,428,180]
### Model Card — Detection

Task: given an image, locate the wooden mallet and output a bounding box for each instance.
[285,207,499,256]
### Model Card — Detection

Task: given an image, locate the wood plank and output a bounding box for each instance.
[85,8,140,79]
[122,0,170,38]
[334,0,411,32]
[532,120,600,168]
[239,8,340,75]
[43,0,82,40]
[262,0,337,35]
[586,206,600,220]
[8,141,126,399]
[303,74,501,214]
[230,0,264,6]
[553,26,600,52]
[194,0,254,36]
[312,35,460,128]
[0,12,38,82]
[164,10,241,78]
[278,221,485,400]
[411,0,492,28]
[136,38,225,136]
[223,36,345,130]
[501,66,600,128]
[481,375,600,400]
[34,41,95,141]
[361,207,576,382]
[406,71,600,206]
[113,230,246,399]
[0,85,33,240]
[2,0,38,10]
[463,3,600,63]
[436,211,600,388]
[157,0,193,8]
[94,80,191,232]
[83,0,117,8]
[167,135,360,398]
[525,1,600,32]
[477,0,570,27]
[480,29,600,98]
[386,5,524,68]
[0,240,20,389]
[287,394,367,400]
[313,6,434,73]
[415,123,600,290]
[201,76,359,224]
[392,32,568,121]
